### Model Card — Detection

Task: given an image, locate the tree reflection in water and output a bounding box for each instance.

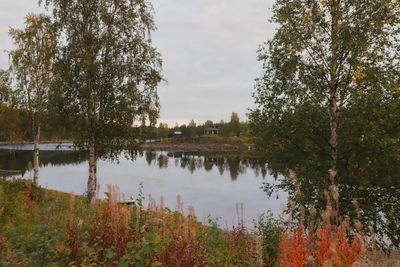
[0,149,87,176]
[144,151,268,181]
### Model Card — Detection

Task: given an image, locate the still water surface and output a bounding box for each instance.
[0,143,286,227]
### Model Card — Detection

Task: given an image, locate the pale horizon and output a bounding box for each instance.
[0,0,276,126]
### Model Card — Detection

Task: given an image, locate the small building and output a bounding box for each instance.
[174,130,182,136]
[205,126,220,135]
[173,130,183,140]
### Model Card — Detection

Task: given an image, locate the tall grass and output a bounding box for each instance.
[0,177,395,266]
[0,179,266,266]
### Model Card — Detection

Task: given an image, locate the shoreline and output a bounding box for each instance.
[0,139,264,158]
[0,140,71,145]
[142,141,262,157]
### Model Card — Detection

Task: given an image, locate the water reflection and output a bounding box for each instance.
[0,149,87,176]
[0,149,269,183]
[144,151,268,181]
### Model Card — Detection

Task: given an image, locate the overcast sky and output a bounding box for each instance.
[0,0,275,126]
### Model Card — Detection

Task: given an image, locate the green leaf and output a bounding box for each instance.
[106,250,116,259]
[118,260,128,267]
[142,244,152,254]
[135,252,143,261]
[127,241,135,249]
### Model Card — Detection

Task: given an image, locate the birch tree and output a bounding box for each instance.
[0,70,11,103]
[9,14,57,185]
[42,0,163,203]
[250,0,400,183]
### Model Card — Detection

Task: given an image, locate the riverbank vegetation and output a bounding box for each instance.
[2,178,397,266]
[0,178,275,266]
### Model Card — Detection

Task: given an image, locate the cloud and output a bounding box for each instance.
[0,1,45,68]
[0,0,276,125]
[152,0,275,124]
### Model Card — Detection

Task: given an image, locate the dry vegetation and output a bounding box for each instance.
[0,178,397,266]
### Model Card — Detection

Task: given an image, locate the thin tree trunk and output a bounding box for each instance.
[33,124,40,185]
[87,144,97,204]
[329,0,340,183]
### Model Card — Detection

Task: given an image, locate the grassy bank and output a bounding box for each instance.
[142,136,262,157]
[0,178,280,266]
[0,178,396,266]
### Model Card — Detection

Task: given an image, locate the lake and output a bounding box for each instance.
[2,143,398,248]
[0,143,287,227]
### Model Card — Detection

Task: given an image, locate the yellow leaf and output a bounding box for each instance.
[352,69,367,84]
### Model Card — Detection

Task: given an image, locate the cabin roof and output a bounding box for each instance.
[207,126,219,130]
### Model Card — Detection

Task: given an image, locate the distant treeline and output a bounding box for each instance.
[145,112,250,140]
[0,104,70,142]
[0,106,249,142]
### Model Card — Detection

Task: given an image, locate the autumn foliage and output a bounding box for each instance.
[279,172,364,267]
[279,222,363,266]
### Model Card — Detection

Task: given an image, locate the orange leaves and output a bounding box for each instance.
[392,87,400,94]
[335,231,362,266]
[279,227,308,267]
[315,227,330,264]
[279,224,363,267]
[279,170,364,266]
[314,225,362,266]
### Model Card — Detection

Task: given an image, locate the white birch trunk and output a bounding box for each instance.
[329,0,339,183]
[87,144,97,204]
[33,125,40,185]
